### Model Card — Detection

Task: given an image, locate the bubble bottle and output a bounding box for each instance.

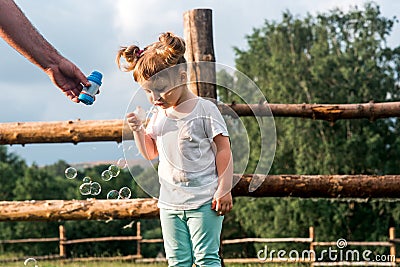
[78,70,103,105]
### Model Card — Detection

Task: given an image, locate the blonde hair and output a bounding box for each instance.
[116,32,186,82]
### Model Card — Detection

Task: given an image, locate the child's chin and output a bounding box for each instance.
[157,104,169,109]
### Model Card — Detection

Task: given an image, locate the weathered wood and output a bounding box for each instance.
[140,238,164,243]
[59,225,66,258]
[223,258,310,263]
[61,236,141,245]
[0,198,159,222]
[0,119,132,145]
[183,9,217,98]
[390,227,396,260]
[309,226,315,262]
[232,174,400,198]
[222,237,312,245]
[1,101,399,145]
[312,241,392,246]
[137,221,142,256]
[222,101,400,121]
[0,175,399,222]
[0,237,59,244]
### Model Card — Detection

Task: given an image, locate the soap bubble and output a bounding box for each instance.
[101,170,113,181]
[65,167,77,179]
[24,257,38,267]
[117,157,127,169]
[79,183,91,195]
[90,182,101,196]
[119,187,131,199]
[108,164,120,177]
[107,190,119,199]
[82,176,92,183]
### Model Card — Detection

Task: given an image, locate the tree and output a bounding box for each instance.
[219,2,400,256]
[233,2,400,175]
[0,146,26,200]
[0,146,27,252]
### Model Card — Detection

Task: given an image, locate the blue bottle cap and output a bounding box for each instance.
[87,71,103,86]
[78,92,95,105]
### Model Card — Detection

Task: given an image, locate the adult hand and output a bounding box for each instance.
[45,58,91,103]
[0,1,93,103]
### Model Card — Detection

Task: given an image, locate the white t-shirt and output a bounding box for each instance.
[146,97,229,210]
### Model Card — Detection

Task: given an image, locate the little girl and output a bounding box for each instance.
[117,32,233,267]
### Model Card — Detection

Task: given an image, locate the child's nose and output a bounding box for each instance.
[152,92,161,100]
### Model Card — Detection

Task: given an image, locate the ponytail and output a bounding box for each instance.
[116,32,186,81]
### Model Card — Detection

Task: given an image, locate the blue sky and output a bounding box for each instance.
[1,0,399,166]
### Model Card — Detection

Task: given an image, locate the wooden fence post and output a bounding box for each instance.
[137,221,142,257]
[309,226,315,262]
[59,225,66,258]
[183,9,217,99]
[389,227,396,262]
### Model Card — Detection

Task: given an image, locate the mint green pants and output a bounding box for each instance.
[160,203,224,267]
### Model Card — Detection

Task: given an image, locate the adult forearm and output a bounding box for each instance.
[0,0,63,70]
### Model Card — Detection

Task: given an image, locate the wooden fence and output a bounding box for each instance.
[0,223,398,266]
[1,7,400,267]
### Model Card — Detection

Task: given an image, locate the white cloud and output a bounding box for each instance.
[112,0,183,46]
[2,0,400,165]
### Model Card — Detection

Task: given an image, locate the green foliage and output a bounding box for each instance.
[218,1,400,258]
[0,146,26,200]
[0,146,153,257]
[232,2,400,175]
[4,261,168,267]
[139,219,163,258]
[2,1,400,262]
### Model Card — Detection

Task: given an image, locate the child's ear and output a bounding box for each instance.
[180,71,187,82]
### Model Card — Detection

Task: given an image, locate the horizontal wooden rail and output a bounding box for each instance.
[0,226,396,266]
[61,236,141,245]
[223,258,310,263]
[0,237,59,244]
[0,174,399,222]
[226,101,400,121]
[1,101,400,145]
[0,198,159,222]
[0,119,129,145]
[140,238,164,243]
[223,237,312,245]
[391,238,400,244]
[313,241,393,247]
[232,174,400,198]
[311,262,395,266]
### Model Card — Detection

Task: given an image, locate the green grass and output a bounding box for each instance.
[0,253,308,267]
[2,260,309,267]
[5,262,165,267]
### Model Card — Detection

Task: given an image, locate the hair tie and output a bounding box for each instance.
[136,49,144,57]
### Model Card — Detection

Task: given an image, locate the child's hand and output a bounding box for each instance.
[211,192,233,216]
[126,112,143,132]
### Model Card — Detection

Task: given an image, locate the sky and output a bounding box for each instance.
[1,0,400,166]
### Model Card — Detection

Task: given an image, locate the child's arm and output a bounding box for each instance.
[126,112,158,160]
[211,134,233,216]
